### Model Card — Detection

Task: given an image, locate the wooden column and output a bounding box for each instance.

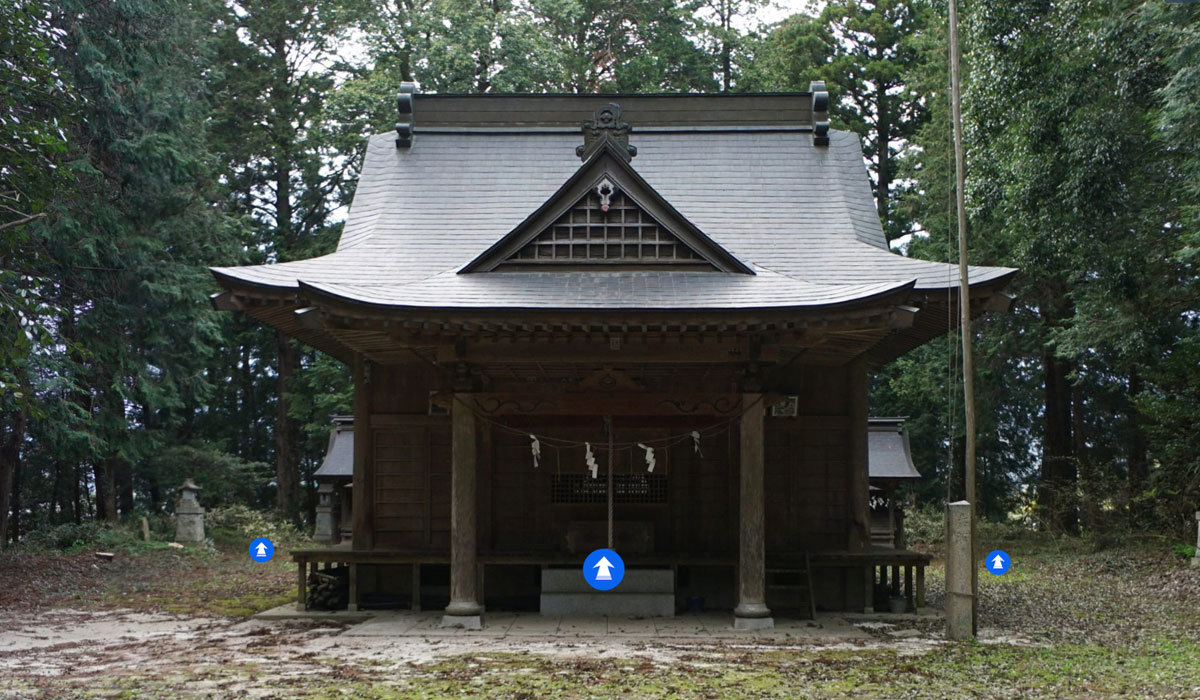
[847,357,873,613]
[442,394,482,628]
[352,356,374,551]
[296,559,307,612]
[733,393,773,630]
[848,357,871,552]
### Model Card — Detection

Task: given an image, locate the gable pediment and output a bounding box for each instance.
[460,143,752,274]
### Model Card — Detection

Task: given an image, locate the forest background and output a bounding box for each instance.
[1,0,1197,546]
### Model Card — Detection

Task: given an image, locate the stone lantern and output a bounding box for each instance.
[314,482,336,543]
[175,479,206,544]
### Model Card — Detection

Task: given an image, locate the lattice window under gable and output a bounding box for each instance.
[503,189,714,267]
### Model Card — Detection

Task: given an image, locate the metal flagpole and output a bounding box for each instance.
[948,0,979,636]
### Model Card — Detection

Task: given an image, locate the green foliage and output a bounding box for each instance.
[206,504,308,546]
[904,502,1040,551]
[1172,543,1197,560]
[2,0,1197,550]
[144,445,271,510]
[900,502,946,548]
[21,521,157,553]
[759,0,936,241]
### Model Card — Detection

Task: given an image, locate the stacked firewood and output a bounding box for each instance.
[307,566,349,610]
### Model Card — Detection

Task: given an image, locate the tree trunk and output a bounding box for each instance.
[94,458,117,522]
[241,341,253,455]
[50,456,62,525]
[275,330,300,520]
[73,462,83,524]
[1073,383,1098,530]
[116,456,134,516]
[1126,368,1150,522]
[1040,350,1077,533]
[0,406,28,546]
[8,449,21,545]
[875,74,892,239]
[721,9,732,92]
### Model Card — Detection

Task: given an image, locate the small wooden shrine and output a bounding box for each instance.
[211,86,1015,628]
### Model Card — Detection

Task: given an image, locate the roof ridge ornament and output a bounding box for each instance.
[395,81,416,149]
[576,103,637,162]
[810,80,830,147]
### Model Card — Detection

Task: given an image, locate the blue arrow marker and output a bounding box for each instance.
[249,537,274,562]
[582,548,625,591]
[985,549,1010,575]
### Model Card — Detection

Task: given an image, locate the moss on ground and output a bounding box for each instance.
[4,536,1199,698]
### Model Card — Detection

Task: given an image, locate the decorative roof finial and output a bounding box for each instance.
[576,103,636,162]
[395,81,416,149]
[810,81,830,147]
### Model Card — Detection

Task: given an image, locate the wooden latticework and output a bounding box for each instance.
[551,474,669,505]
[504,189,712,267]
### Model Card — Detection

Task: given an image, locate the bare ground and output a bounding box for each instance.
[1,537,1198,698]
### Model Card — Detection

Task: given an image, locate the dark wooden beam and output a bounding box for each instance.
[458,392,745,416]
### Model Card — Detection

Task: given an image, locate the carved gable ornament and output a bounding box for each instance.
[576,103,637,162]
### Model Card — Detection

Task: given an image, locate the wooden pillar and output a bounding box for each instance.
[442,394,482,628]
[848,357,870,551]
[411,563,421,612]
[347,563,358,612]
[847,357,871,612]
[734,393,773,630]
[916,565,926,612]
[352,356,374,551]
[904,564,914,612]
[296,559,307,612]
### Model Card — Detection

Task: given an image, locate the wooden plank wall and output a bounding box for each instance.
[372,424,450,549]
[764,364,853,554]
[765,417,849,553]
[369,363,449,551]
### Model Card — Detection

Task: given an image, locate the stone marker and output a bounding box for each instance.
[174,479,206,544]
[1193,512,1200,569]
[945,500,975,640]
[141,516,151,542]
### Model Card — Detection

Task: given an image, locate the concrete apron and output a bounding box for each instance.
[255,605,940,640]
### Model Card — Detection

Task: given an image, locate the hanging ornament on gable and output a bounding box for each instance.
[530,434,541,468]
[691,430,703,457]
[585,442,598,479]
[595,177,616,212]
[638,443,656,473]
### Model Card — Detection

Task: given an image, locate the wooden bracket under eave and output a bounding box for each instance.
[294,306,324,330]
[984,292,1015,313]
[209,291,241,311]
[889,305,920,329]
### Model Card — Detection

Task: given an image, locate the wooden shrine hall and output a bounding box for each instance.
[211,86,1016,629]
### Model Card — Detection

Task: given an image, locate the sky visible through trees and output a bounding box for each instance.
[1,0,1196,544]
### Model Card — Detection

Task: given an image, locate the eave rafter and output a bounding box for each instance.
[209,271,1017,370]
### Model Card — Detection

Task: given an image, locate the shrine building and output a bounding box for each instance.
[211,85,1015,629]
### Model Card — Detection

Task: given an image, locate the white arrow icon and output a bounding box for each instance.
[255,542,269,558]
[991,554,1005,570]
[593,556,614,581]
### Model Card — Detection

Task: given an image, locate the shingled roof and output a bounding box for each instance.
[212,92,1014,315]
